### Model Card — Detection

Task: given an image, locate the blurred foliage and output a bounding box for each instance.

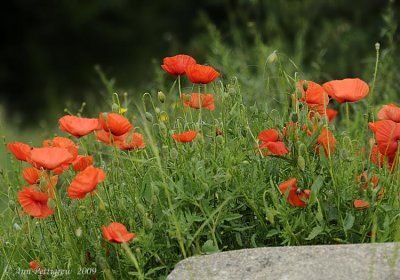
[0,0,398,125]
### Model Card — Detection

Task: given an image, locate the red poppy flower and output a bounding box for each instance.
[185,64,220,84]
[299,80,329,107]
[357,171,379,190]
[29,147,74,170]
[258,129,279,142]
[59,115,101,137]
[370,145,385,167]
[161,54,196,77]
[99,113,133,136]
[7,142,31,162]
[354,199,370,209]
[102,222,136,243]
[115,132,145,150]
[375,120,400,159]
[21,167,57,196]
[67,166,106,199]
[282,122,300,139]
[43,136,79,160]
[316,128,336,157]
[322,78,369,103]
[325,108,338,121]
[72,155,94,171]
[258,129,289,156]
[278,178,311,207]
[377,104,400,123]
[22,167,45,185]
[95,130,116,146]
[172,131,198,143]
[29,260,42,271]
[18,186,54,218]
[182,93,215,111]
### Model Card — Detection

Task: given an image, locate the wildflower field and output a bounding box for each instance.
[1,23,400,280]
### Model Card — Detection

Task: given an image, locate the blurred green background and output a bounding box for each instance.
[0,0,399,126]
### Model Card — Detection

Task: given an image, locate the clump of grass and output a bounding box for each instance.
[1,47,399,280]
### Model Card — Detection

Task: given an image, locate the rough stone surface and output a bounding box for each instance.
[167,243,400,280]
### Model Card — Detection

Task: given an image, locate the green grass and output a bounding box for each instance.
[1,28,400,280]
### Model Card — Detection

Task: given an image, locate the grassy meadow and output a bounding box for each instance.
[1,10,400,280]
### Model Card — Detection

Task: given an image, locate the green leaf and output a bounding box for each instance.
[201,240,220,254]
[266,229,279,238]
[309,176,324,204]
[343,212,355,232]
[306,226,324,240]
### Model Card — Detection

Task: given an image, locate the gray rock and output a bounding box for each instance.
[167,243,400,280]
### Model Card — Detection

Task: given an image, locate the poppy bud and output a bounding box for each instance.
[8,200,15,209]
[112,103,120,113]
[250,105,258,114]
[291,113,299,123]
[368,112,374,123]
[144,217,153,229]
[195,133,205,145]
[159,112,168,122]
[75,227,82,237]
[297,155,306,171]
[302,80,309,92]
[170,148,179,160]
[215,128,223,136]
[216,135,224,145]
[155,107,161,115]
[13,223,21,231]
[375,42,380,50]
[158,91,166,103]
[47,198,56,209]
[99,201,106,211]
[159,122,167,136]
[136,203,146,216]
[267,50,278,64]
[145,112,154,122]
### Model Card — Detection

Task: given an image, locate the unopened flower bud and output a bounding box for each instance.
[216,135,224,145]
[47,198,56,209]
[99,201,106,211]
[158,91,166,103]
[375,42,380,50]
[159,112,168,122]
[291,113,299,123]
[154,107,161,115]
[170,148,179,160]
[145,112,154,122]
[195,133,204,145]
[8,200,15,209]
[297,155,306,171]
[144,217,153,229]
[267,50,278,64]
[302,80,308,92]
[112,103,120,113]
[159,122,167,136]
[75,227,82,237]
